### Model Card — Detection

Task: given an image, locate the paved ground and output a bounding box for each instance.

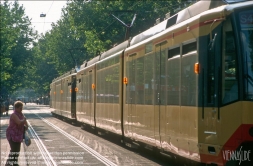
[1,104,171,166]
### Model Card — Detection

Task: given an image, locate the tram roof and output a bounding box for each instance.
[86,55,100,67]
[100,40,129,60]
[130,19,168,46]
[126,0,253,53]
[129,0,226,47]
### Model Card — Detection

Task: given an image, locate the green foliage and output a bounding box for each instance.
[0,0,37,97]
[1,0,192,98]
[65,0,185,54]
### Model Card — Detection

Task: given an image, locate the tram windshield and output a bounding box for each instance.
[238,9,253,100]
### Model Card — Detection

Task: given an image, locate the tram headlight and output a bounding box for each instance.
[249,127,253,137]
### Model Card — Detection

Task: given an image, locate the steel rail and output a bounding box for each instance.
[27,120,57,166]
[33,113,117,166]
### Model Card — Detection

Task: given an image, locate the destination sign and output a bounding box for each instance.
[240,13,253,24]
[239,10,253,28]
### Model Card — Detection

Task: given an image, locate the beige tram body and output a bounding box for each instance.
[51,69,76,120]
[50,1,253,165]
[123,1,253,165]
[76,56,98,127]
[82,41,128,134]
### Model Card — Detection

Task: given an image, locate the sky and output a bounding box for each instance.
[19,1,67,35]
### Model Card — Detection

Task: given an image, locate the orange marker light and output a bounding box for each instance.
[194,63,200,74]
[54,91,56,95]
[123,77,128,84]
[70,88,72,93]
[60,90,63,94]
[92,84,95,89]
[75,87,78,92]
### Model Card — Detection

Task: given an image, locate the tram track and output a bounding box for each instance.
[27,120,57,166]
[22,106,167,166]
[27,110,117,166]
[2,106,166,166]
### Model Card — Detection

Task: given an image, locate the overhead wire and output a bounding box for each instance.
[46,1,55,14]
[43,1,55,34]
[97,0,192,36]
[97,1,142,37]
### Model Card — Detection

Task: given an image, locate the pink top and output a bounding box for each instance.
[6,110,25,142]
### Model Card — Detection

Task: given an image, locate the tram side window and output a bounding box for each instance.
[136,57,145,104]
[84,75,88,102]
[181,42,197,106]
[160,50,166,105]
[126,61,130,104]
[100,68,106,103]
[144,54,154,105]
[126,58,136,104]
[104,67,110,103]
[167,47,180,105]
[182,42,196,54]
[83,75,87,103]
[88,73,92,103]
[222,30,238,104]
[238,9,253,100]
[96,71,100,103]
[113,65,120,103]
[56,84,60,103]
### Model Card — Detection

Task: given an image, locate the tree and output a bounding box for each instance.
[0,0,37,98]
[64,0,190,55]
[2,0,193,97]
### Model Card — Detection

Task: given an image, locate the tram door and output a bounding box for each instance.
[154,43,166,148]
[201,26,223,147]
[202,19,239,148]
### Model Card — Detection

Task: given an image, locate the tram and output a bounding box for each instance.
[50,0,253,165]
